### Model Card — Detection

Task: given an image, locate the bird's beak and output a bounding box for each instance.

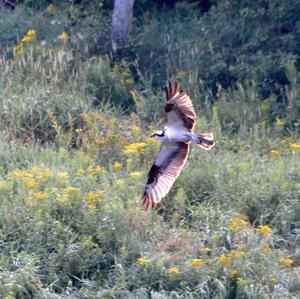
[149,133,155,138]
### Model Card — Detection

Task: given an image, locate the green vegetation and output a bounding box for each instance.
[0,1,299,298]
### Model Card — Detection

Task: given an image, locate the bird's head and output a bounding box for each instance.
[150,130,164,140]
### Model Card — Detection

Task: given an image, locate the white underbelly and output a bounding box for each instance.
[164,126,191,142]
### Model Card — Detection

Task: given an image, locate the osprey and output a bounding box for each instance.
[142,80,215,211]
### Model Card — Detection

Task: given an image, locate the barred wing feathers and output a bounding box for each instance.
[142,142,189,211]
[164,81,196,130]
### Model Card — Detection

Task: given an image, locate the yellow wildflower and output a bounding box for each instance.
[237,278,246,285]
[58,172,69,182]
[270,150,280,157]
[168,267,181,275]
[59,31,70,42]
[14,44,23,54]
[21,29,36,43]
[275,117,284,128]
[129,171,143,180]
[132,124,141,134]
[191,258,204,267]
[113,161,123,172]
[290,143,300,151]
[230,214,249,231]
[10,169,28,178]
[41,168,53,180]
[64,187,80,194]
[31,191,47,202]
[115,179,125,188]
[85,191,104,208]
[136,257,149,266]
[270,275,277,283]
[279,256,294,267]
[229,269,239,278]
[228,250,244,259]
[58,187,80,203]
[27,30,36,38]
[255,225,272,235]
[124,79,134,86]
[262,242,271,250]
[124,142,146,156]
[218,254,231,266]
[75,168,85,177]
[201,247,211,255]
[146,137,158,145]
[88,165,104,175]
[23,177,38,189]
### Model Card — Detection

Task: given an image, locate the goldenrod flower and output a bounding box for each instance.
[237,278,246,285]
[21,35,33,43]
[279,256,294,267]
[21,29,36,43]
[59,31,70,42]
[270,150,280,157]
[23,177,38,189]
[131,124,141,134]
[229,269,239,278]
[113,161,123,172]
[64,187,80,194]
[262,242,270,250]
[75,168,85,177]
[146,137,158,145]
[230,214,249,231]
[218,251,243,267]
[129,171,143,180]
[27,30,36,38]
[115,179,125,188]
[275,117,284,128]
[191,258,204,267]
[270,275,277,283]
[136,257,149,266]
[255,225,272,235]
[124,79,134,86]
[31,191,47,202]
[88,165,104,175]
[85,191,104,208]
[290,143,300,151]
[124,142,146,156]
[201,247,211,255]
[14,44,23,54]
[228,250,244,259]
[58,172,69,182]
[168,267,181,275]
[218,254,231,266]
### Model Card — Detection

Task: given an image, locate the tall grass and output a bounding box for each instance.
[0,1,299,298]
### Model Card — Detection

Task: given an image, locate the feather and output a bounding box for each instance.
[142,142,189,211]
[164,81,196,131]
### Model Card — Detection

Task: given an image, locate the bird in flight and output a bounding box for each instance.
[142,80,215,211]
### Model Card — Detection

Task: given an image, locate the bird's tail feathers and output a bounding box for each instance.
[191,132,215,150]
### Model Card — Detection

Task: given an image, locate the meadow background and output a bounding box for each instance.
[0,0,299,298]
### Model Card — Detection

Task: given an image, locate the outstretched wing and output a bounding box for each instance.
[164,80,197,131]
[142,142,189,211]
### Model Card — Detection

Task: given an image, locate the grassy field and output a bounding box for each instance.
[0,1,300,298]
